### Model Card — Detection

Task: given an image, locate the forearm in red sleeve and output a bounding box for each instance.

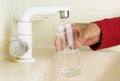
[90,17,120,50]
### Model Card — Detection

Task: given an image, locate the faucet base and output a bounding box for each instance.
[12,58,36,63]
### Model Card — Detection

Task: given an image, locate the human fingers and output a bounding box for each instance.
[76,23,101,46]
[72,23,85,48]
[55,37,63,52]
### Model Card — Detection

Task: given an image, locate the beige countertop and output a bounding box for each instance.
[45,48,120,81]
[0,48,53,81]
[0,47,120,81]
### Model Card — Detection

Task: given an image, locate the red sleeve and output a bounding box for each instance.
[90,17,120,50]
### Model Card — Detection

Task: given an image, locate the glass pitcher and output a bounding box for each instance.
[56,23,81,76]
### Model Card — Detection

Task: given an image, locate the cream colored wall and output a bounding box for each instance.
[25,0,120,50]
[0,0,26,59]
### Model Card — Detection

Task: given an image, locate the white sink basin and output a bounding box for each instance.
[44,49,120,81]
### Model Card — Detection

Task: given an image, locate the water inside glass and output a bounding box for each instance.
[59,48,81,76]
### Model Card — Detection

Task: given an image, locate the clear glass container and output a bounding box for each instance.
[57,23,81,76]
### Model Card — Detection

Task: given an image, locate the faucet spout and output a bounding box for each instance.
[19,6,70,22]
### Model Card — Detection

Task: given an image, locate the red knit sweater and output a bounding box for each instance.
[90,17,120,50]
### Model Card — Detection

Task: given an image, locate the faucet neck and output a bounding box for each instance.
[17,22,32,35]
